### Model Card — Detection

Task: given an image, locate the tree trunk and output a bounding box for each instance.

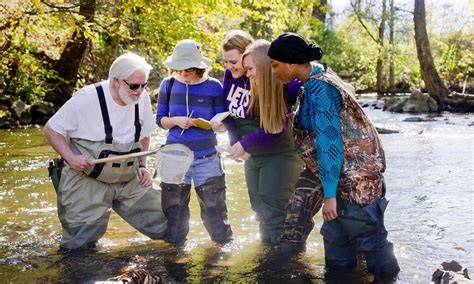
[376,0,387,95]
[414,0,449,110]
[312,0,328,24]
[388,0,395,94]
[45,0,96,106]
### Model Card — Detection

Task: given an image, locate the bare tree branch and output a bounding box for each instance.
[350,1,379,43]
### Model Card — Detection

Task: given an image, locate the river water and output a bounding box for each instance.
[0,105,472,283]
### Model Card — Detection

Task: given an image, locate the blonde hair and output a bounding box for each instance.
[221,30,254,53]
[243,39,287,134]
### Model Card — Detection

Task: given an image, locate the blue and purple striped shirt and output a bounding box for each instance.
[156,76,226,158]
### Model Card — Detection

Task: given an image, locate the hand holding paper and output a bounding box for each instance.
[192,111,230,130]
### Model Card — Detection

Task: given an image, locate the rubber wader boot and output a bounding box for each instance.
[365,242,400,282]
[195,176,232,243]
[161,182,191,245]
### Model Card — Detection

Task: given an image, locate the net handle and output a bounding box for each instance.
[92,150,158,164]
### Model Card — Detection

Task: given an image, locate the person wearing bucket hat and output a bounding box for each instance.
[221,31,304,245]
[268,32,399,281]
[163,39,212,70]
[156,39,233,246]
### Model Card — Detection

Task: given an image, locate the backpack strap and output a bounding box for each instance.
[166,77,175,102]
[95,83,113,144]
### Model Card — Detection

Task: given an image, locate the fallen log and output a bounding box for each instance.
[449,91,474,100]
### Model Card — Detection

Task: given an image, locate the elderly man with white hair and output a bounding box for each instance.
[44,52,167,250]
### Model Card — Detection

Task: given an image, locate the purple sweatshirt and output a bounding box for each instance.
[222,69,302,150]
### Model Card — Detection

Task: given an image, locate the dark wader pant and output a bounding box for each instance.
[161,175,232,245]
[279,168,399,279]
[245,153,302,244]
[321,197,400,281]
[58,166,167,250]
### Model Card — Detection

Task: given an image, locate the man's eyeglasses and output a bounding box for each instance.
[123,80,148,90]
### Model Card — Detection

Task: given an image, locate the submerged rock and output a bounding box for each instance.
[375,127,399,134]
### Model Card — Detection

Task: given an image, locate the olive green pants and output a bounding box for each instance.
[57,165,167,250]
[245,152,303,244]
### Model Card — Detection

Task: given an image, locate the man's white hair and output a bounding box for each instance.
[108,52,153,80]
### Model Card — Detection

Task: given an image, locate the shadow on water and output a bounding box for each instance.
[1,107,473,283]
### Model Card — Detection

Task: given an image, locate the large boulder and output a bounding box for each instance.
[0,106,17,129]
[384,97,409,112]
[11,100,31,124]
[403,89,438,113]
[30,101,56,124]
[383,89,439,113]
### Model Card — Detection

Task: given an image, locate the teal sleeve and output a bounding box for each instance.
[305,79,343,198]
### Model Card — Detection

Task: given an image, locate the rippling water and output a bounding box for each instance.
[0,107,472,283]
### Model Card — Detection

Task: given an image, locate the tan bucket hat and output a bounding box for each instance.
[164,39,212,70]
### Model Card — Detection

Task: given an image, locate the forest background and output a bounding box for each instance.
[0,0,472,128]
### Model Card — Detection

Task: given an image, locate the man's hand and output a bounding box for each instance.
[67,155,95,172]
[137,167,152,187]
[44,123,96,172]
[322,198,338,221]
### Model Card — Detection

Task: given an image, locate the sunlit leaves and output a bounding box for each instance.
[1,0,471,106]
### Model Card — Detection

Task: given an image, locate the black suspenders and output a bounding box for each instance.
[134,104,141,143]
[94,83,141,144]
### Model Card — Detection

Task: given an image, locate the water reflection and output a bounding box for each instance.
[0,108,473,282]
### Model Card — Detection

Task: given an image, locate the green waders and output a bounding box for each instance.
[244,153,303,244]
[235,117,303,245]
[58,159,167,250]
[55,84,167,250]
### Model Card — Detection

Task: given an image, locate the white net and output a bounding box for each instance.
[155,144,193,184]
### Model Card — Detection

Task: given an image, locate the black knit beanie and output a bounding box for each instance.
[268,32,323,64]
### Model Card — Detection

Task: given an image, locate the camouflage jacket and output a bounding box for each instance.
[293,68,386,206]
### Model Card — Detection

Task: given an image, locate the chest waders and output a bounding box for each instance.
[232,84,304,245]
[281,69,399,281]
[57,84,166,250]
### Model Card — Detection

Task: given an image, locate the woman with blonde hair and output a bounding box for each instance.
[222,33,303,245]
